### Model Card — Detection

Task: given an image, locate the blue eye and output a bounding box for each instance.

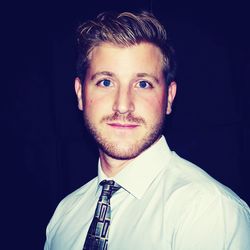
[98,79,112,87]
[137,80,152,89]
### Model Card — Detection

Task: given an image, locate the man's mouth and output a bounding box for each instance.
[107,122,140,129]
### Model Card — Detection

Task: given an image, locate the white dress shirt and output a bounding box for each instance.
[44,136,250,250]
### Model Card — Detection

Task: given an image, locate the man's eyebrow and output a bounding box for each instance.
[90,71,114,80]
[90,71,160,83]
[136,73,159,83]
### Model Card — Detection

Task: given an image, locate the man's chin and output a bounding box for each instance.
[86,120,164,160]
[98,138,156,160]
[100,145,141,160]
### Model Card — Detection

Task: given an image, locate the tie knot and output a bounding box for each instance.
[100,180,120,199]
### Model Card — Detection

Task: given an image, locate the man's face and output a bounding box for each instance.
[75,42,176,160]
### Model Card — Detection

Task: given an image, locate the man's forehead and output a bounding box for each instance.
[88,41,164,59]
[85,42,165,82]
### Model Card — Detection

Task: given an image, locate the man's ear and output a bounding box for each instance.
[166,81,177,115]
[75,77,83,111]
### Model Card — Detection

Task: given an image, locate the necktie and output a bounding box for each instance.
[83,180,120,250]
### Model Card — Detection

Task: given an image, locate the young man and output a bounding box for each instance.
[44,11,250,250]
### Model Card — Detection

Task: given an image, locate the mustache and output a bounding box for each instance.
[101,112,145,124]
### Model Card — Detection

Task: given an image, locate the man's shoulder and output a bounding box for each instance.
[56,177,98,214]
[160,153,250,250]
[165,152,249,212]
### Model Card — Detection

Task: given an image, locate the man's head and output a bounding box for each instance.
[75,11,177,162]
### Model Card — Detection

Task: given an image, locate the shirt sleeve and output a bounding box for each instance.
[173,191,250,250]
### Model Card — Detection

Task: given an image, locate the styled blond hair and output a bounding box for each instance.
[76,11,176,85]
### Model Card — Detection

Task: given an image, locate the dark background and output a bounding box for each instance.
[2,0,249,249]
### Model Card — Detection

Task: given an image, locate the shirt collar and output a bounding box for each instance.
[97,136,172,199]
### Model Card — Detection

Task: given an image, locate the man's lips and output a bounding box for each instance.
[107,123,140,129]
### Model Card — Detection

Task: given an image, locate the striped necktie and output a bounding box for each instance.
[83,180,120,250]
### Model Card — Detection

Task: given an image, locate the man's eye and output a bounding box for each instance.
[136,80,152,89]
[97,79,113,87]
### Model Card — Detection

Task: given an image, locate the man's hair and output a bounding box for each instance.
[76,11,176,85]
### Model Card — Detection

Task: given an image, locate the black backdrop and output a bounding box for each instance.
[2,0,250,249]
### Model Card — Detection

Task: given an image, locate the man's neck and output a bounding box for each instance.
[99,151,134,177]
[99,136,163,177]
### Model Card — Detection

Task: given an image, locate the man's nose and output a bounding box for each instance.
[112,87,135,114]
